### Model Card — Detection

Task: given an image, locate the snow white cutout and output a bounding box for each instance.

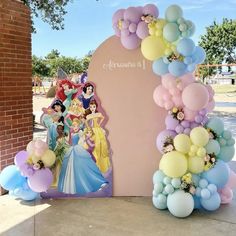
[78,82,94,109]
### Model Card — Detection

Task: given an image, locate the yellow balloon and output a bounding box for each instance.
[31,154,41,164]
[159,151,187,178]
[188,156,204,174]
[41,150,56,167]
[197,147,206,158]
[190,127,209,147]
[174,134,191,154]
[141,35,166,61]
[155,19,167,29]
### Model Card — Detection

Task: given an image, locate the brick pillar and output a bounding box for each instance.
[0,0,32,193]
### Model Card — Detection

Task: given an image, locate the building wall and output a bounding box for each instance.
[0,0,32,192]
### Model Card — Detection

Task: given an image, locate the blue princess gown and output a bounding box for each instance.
[58,133,108,194]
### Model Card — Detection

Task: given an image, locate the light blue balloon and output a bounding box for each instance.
[193,195,202,209]
[195,187,202,197]
[201,188,211,200]
[205,139,221,155]
[177,38,196,56]
[206,117,224,136]
[192,174,200,186]
[177,17,185,24]
[154,182,164,194]
[192,46,206,64]
[152,196,167,210]
[218,138,227,146]
[168,60,187,77]
[226,139,235,146]
[163,57,170,64]
[165,184,175,194]
[207,184,217,194]
[217,145,235,162]
[153,170,166,184]
[163,23,180,42]
[152,58,169,76]
[202,160,230,188]
[184,56,192,65]
[163,176,172,185]
[200,192,221,211]
[171,178,181,188]
[187,63,196,72]
[199,179,208,189]
[165,5,183,22]
[0,165,26,191]
[222,130,232,140]
[187,21,195,37]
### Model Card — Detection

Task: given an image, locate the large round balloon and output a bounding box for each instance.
[177,38,196,57]
[152,58,169,76]
[141,35,166,61]
[0,165,26,191]
[188,156,204,174]
[182,83,209,111]
[143,4,159,17]
[27,168,53,193]
[14,151,29,167]
[136,21,149,39]
[163,23,180,42]
[41,150,56,167]
[190,127,209,147]
[202,160,230,189]
[124,7,142,23]
[112,9,125,25]
[205,139,221,155]
[159,151,187,178]
[206,117,224,136]
[165,5,183,22]
[167,190,194,217]
[173,134,191,154]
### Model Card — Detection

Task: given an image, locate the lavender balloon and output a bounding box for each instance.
[136,21,149,39]
[124,7,142,23]
[14,151,29,167]
[156,130,177,153]
[175,125,184,134]
[165,114,179,130]
[28,168,53,193]
[181,120,190,128]
[112,9,125,24]
[121,33,141,49]
[143,4,159,17]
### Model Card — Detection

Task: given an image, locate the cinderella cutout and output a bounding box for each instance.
[40,78,112,198]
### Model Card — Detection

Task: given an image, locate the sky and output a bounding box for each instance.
[32,0,236,58]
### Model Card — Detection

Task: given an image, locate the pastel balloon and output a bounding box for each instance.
[192,46,206,64]
[143,4,159,17]
[205,139,221,155]
[165,5,183,22]
[41,150,56,167]
[129,23,137,33]
[26,141,35,155]
[206,117,224,136]
[152,58,169,76]
[121,33,141,50]
[165,114,179,130]
[152,195,167,210]
[0,165,26,191]
[201,188,211,200]
[156,130,177,153]
[124,7,142,23]
[202,160,230,189]
[182,83,209,111]
[167,190,194,218]
[136,21,149,39]
[227,170,236,189]
[141,35,166,61]
[112,9,125,24]
[153,170,166,184]
[14,151,29,167]
[34,139,48,151]
[168,61,187,77]
[217,146,235,162]
[177,38,196,57]
[190,127,209,147]
[174,134,191,154]
[159,151,187,178]
[219,186,233,204]
[183,107,197,121]
[163,23,180,42]
[188,156,204,174]
[200,192,221,211]
[27,168,53,193]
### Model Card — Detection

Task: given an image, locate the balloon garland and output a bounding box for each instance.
[0,140,55,201]
[112,4,236,217]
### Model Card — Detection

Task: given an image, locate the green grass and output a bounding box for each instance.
[211,84,236,94]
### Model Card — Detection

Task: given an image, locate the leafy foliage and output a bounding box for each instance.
[199,18,236,76]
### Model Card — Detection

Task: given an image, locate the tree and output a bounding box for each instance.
[45,49,61,60]
[22,0,72,32]
[32,55,50,77]
[199,18,236,73]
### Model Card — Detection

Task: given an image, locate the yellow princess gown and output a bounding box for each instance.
[89,117,110,173]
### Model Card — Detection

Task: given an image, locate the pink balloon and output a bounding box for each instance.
[26,141,35,155]
[153,85,169,107]
[179,73,195,88]
[182,83,209,111]
[14,151,29,167]
[183,107,197,121]
[112,9,125,24]
[163,93,172,101]
[164,101,174,110]
[28,168,53,193]
[219,187,233,204]
[34,140,48,150]
[129,23,137,33]
[226,170,236,189]
[143,4,159,17]
[34,148,46,157]
[162,74,177,89]
[124,7,142,23]
[121,33,141,49]
[169,88,180,96]
[136,21,149,39]
[172,95,183,107]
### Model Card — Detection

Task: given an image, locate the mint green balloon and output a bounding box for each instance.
[152,195,167,210]
[153,170,166,184]
[163,23,180,42]
[205,139,221,155]
[206,117,224,136]
[165,5,183,22]
[218,146,235,162]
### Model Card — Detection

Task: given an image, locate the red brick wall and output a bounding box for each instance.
[0,0,32,186]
